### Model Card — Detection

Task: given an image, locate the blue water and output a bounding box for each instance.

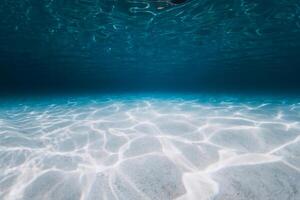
[1,1,300,200]
[0,0,300,93]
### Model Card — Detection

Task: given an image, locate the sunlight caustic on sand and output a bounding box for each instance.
[0,96,299,200]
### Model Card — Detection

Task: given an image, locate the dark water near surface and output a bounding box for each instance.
[0,0,300,94]
[1,2,300,199]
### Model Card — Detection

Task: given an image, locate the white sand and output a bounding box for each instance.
[0,96,299,200]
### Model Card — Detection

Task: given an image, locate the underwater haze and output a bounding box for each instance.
[0,0,300,93]
[1,1,300,200]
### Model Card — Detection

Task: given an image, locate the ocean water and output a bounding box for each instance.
[0,1,300,200]
[0,0,300,93]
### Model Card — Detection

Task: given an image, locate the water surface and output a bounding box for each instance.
[0,0,300,92]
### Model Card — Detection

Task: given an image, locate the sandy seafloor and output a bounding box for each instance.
[0,94,299,200]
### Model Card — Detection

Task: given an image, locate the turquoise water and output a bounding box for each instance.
[0,95,299,199]
[1,1,300,199]
[0,0,300,93]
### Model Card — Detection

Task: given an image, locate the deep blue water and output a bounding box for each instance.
[0,0,300,94]
[1,2,300,200]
